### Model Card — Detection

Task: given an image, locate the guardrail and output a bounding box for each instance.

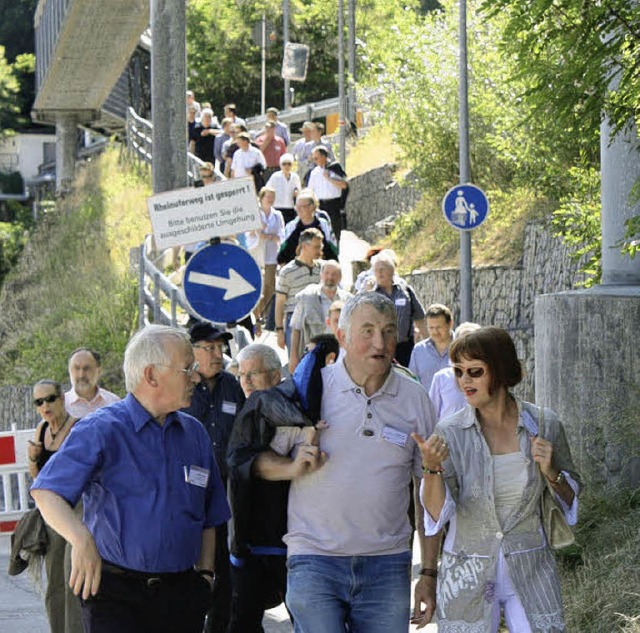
[137,235,188,329]
[125,107,225,185]
[0,426,35,533]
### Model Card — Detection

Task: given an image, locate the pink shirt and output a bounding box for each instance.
[64,387,120,418]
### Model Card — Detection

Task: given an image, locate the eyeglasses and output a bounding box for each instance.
[238,370,269,381]
[156,362,200,378]
[453,366,486,379]
[281,162,292,166]
[298,201,314,209]
[34,394,60,407]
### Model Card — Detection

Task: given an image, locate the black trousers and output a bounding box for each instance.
[318,197,344,243]
[205,522,232,633]
[80,565,211,633]
[228,555,289,633]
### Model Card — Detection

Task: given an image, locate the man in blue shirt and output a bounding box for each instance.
[31,325,231,633]
[182,321,245,633]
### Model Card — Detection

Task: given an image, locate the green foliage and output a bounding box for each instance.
[0,46,19,137]
[0,171,24,194]
[619,214,640,260]
[551,166,602,287]
[0,220,28,282]
[0,147,151,391]
[558,487,640,632]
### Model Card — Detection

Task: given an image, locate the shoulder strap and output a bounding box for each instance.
[38,422,48,443]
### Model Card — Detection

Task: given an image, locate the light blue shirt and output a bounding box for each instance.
[428,366,467,421]
[32,393,230,573]
[408,337,451,390]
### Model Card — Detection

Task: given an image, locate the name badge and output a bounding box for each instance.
[222,401,237,415]
[382,425,408,447]
[185,465,210,488]
[395,298,407,307]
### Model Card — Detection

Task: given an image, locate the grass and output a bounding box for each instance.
[558,486,640,632]
[0,146,151,393]
[345,126,406,178]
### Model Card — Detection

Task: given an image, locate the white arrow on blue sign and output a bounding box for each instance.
[183,242,262,323]
[442,184,489,230]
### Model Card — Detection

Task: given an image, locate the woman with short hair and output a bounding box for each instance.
[414,327,581,632]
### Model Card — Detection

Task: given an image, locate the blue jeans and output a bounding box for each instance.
[286,552,412,633]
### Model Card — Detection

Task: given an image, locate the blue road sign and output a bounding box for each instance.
[442,184,489,230]
[183,242,262,323]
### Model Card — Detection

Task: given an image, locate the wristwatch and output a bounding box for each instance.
[551,471,566,485]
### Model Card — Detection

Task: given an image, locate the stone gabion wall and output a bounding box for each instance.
[402,220,587,402]
[345,164,422,241]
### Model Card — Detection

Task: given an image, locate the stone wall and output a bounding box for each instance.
[404,220,587,402]
[345,164,422,241]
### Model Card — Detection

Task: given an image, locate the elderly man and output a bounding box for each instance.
[305,146,349,243]
[288,260,352,372]
[64,348,119,418]
[31,325,230,633]
[252,292,440,632]
[275,228,324,354]
[292,121,315,180]
[367,251,428,367]
[182,321,246,633]
[276,188,338,265]
[227,344,314,632]
[191,108,221,163]
[409,303,455,392]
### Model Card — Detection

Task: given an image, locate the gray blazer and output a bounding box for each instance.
[433,400,581,633]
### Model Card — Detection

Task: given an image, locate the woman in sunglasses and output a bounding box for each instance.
[413,327,581,632]
[27,379,79,633]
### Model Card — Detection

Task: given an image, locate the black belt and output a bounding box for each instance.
[102,561,193,588]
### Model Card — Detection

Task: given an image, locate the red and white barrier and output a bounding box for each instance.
[0,425,34,533]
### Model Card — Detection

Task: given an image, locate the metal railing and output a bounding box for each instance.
[0,427,35,532]
[137,235,188,329]
[125,107,225,185]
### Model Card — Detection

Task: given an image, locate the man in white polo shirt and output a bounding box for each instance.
[253,292,440,632]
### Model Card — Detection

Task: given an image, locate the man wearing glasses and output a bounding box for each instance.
[31,325,230,633]
[182,321,246,633]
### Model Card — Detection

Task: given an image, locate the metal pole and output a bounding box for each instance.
[347,0,356,125]
[283,0,291,110]
[459,0,472,321]
[261,13,267,115]
[338,0,346,166]
[150,0,187,195]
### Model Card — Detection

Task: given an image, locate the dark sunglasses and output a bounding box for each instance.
[453,366,486,379]
[34,394,60,407]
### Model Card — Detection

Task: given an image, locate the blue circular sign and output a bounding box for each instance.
[183,243,262,323]
[442,184,489,230]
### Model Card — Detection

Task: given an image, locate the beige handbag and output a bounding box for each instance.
[538,406,575,550]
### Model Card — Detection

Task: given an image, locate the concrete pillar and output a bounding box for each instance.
[150,0,187,194]
[55,114,77,195]
[600,117,640,284]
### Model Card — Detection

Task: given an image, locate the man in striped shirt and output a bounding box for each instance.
[275,228,324,356]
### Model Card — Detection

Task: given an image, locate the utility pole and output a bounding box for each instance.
[261,13,267,114]
[150,0,187,195]
[347,0,356,125]
[458,0,472,321]
[338,0,346,166]
[283,0,291,110]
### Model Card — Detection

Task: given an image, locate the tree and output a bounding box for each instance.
[0,46,19,138]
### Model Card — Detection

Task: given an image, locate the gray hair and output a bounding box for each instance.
[454,321,481,339]
[236,344,282,372]
[338,293,397,343]
[124,325,191,392]
[370,252,396,272]
[321,259,341,273]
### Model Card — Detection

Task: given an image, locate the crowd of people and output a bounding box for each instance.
[15,90,581,633]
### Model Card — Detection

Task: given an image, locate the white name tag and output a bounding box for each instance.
[186,465,210,488]
[382,425,408,447]
[395,298,407,307]
[222,401,237,415]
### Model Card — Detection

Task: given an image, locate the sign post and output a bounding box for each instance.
[146,177,261,251]
[442,184,490,321]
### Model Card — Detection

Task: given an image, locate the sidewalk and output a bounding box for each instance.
[0,535,436,632]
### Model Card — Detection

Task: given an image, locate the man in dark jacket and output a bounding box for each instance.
[226,341,335,632]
